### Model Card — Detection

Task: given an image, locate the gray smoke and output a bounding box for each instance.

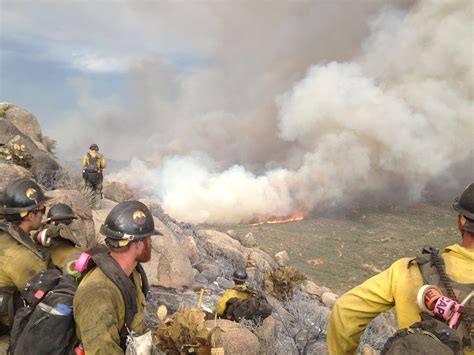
[52,0,471,224]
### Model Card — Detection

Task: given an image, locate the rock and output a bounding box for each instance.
[245,248,278,271]
[204,319,260,355]
[45,189,97,249]
[142,232,194,288]
[139,199,184,238]
[320,286,332,294]
[194,274,209,284]
[0,163,33,192]
[302,280,322,297]
[226,229,235,236]
[241,232,257,247]
[321,292,338,308]
[274,250,289,267]
[199,230,245,266]
[216,277,234,289]
[196,262,221,275]
[258,315,276,350]
[103,181,136,202]
[201,268,219,282]
[91,198,117,244]
[245,267,257,281]
[180,236,200,265]
[5,105,44,148]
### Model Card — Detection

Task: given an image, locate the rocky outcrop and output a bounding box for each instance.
[143,232,194,288]
[0,163,33,192]
[0,104,62,186]
[204,319,260,355]
[103,181,136,203]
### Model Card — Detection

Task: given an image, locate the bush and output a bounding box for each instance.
[263,267,307,301]
[155,304,222,354]
[0,143,32,168]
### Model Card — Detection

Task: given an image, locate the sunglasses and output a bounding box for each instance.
[33,206,47,215]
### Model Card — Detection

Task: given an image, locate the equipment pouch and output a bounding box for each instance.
[125,330,153,355]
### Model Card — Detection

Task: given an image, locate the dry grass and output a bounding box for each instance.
[205,202,459,293]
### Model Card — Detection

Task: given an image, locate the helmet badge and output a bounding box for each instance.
[133,210,146,225]
[25,187,38,201]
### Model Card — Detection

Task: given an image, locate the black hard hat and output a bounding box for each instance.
[46,203,77,225]
[0,178,51,214]
[233,268,248,283]
[453,183,474,220]
[100,200,162,241]
[89,143,99,150]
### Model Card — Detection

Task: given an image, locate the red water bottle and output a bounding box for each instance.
[74,344,85,355]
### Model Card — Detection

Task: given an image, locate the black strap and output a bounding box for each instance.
[90,253,142,350]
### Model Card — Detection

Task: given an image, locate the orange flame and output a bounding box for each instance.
[249,213,304,226]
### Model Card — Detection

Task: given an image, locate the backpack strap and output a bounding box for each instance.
[90,252,142,350]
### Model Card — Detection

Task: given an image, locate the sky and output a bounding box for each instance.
[1,0,472,223]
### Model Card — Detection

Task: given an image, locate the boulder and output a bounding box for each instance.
[302,280,322,298]
[257,315,276,350]
[204,319,260,355]
[45,189,97,249]
[91,198,117,244]
[4,105,44,148]
[240,232,257,247]
[103,181,136,203]
[274,250,289,267]
[199,230,245,266]
[0,120,60,184]
[0,163,33,192]
[0,336,9,355]
[196,262,221,275]
[245,248,278,271]
[215,276,234,289]
[142,232,194,288]
[180,235,200,265]
[200,268,219,282]
[321,292,338,308]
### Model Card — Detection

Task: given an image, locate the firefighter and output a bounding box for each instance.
[327,183,474,354]
[0,178,51,334]
[82,143,106,200]
[74,201,162,354]
[214,268,254,318]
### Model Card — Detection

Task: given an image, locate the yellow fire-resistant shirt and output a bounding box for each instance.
[327,244,474,355]
[0,225,48,329]
[74,266,145,355]
[214,285,253,317]
[82,150,106,170]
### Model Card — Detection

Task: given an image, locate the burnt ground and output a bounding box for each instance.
[204,202,460,294]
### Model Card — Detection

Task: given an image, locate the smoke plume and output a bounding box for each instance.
[57,0,472,224]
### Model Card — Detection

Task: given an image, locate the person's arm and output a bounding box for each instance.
[74,281,125,355]
[82,155,88,168]
[99,155,106,170]
[327,261,401,354]
[9,246,47,289]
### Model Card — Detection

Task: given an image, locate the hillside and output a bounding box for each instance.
[208,202,459,294]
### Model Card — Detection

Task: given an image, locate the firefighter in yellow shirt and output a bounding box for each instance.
[327,183,474,354]
[82,143,106,200]
[214,269,253,318]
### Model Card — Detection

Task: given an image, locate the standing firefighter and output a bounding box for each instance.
[327,183,474,355]
[74,200,161,354]
[0,178,51,335]
[82,143,106,202]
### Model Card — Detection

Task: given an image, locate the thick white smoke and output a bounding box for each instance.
[110,0,473,224]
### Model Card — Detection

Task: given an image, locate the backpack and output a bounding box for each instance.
[8,248,150,354]
[382,246,473,355]
[381,316,462,355]
[9,269,78,355]
[224,293,273,323]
